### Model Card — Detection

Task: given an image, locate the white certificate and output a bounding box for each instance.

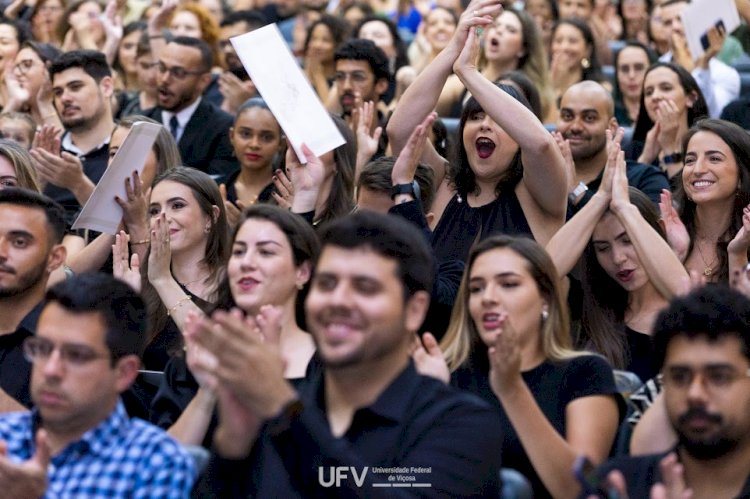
[72,122,162,234]
[681,0,740,59]
[230,24,345,163]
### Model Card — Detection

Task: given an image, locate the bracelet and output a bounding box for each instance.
[130,238,150,245]
[167,295,191,316]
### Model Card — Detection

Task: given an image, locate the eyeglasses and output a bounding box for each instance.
[23,336,110,367]
[662,365,750,391]
[334,71,370,84]
[13,59,35,75]
[157,62,206,80]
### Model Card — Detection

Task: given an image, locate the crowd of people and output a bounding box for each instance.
[0,0,750,496]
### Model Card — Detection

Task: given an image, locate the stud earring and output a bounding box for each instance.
[541,308,549,321]
[581,57,590,70]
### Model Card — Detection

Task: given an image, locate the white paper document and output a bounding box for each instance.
[230,24,345,163]
[72,121,162,234]
[681,0,740,60]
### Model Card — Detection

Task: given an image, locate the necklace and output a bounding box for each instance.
[695,240,718,277]
[177,274,210,288]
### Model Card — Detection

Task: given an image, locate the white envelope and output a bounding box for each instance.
[681,0,740,60]
[72,122,162,234]
[230,24,345,163]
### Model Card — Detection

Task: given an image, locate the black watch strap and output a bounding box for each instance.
[391,181,419,200]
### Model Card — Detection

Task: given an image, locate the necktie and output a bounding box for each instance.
[169,115,179,140]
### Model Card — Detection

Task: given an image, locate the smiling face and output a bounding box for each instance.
[13,47,46,97]
[617,46,650,101]
[483,11,524,65]
[462,107,519,185]
[468,247,546,348]
[306,23,336,62]
[358,20,396,58]
[557,83,614,162]
[228,218,308,314]
[642,66,694,123]
[148,180,213,255]
[592,212,649,292]
[551,23,590,67]
[305,245,422,370]
[230,106,283,173]
[682,131,739,206]
[424,8,456,53]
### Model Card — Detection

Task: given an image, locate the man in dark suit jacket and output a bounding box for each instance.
[144,36,237,178]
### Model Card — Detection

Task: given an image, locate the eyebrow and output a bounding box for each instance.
[470,271,520,280]
[6,229,34,239]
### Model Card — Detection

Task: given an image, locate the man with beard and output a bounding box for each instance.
[334,39,390,124]
[144,37,237,178]
[0,189,66,413]
[190,211,503,498]
[556,81,668,213]
[37,51,115,223]
[593,285,750,498]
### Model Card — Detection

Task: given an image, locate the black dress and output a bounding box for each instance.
[431,191,533,264]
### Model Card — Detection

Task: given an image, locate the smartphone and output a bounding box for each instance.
[573,456,606,496]
[701,20,726,50]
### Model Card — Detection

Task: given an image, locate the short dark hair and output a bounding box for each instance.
[317,211,434,300]
[168,36,213,72]
[357,156,435,211]
[334,38,390,82]
[652,285,750,371]
[0,188,65,243]
[220,9,268,29]
[20,40,61,66]
[45,273,148,361]
[49,50,112,82]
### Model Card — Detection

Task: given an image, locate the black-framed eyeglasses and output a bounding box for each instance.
[662,365,750,392]
[157,62,205,80]
[23,336,110,367]
[13,59,35,75]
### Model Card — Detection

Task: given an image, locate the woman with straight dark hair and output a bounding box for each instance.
[151,204,320,446]
[630,62,708,186]
[612,41,657,127]
[662,118,750,284]
[549,17,608,103]
[547,136,687,381]
[124,167,230,370]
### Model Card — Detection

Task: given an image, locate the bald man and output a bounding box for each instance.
[557,81,669,212]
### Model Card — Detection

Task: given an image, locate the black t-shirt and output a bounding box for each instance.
[43,135,110,228]
[452,352,624,498]
[596,450,750,498]
[0,302,44,408]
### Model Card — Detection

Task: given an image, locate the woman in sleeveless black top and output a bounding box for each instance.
[388,6,567,265]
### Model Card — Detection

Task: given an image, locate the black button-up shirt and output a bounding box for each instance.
[193,361,503,498]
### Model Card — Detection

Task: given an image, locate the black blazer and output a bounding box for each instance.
[145,99,238,179]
